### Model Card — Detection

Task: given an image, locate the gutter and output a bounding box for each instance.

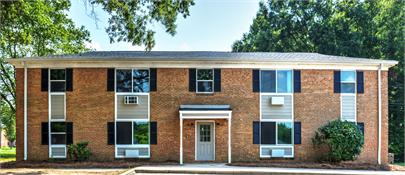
[23,61,28,160]
[377,63,382,164]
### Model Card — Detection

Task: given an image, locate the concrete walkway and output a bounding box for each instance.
[124,163,404,175]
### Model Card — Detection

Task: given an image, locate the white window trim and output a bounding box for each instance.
[196,69,214,94]
[48,68,67,158]
[259,145,294,158]
[50,145,67,158]
[115,68,150,93]
[260,69,293,94]
[340,70,357,122]
[114,68,151,158]
[259,69,294,158]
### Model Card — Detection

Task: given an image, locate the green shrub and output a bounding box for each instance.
[312,120,364,162]
[67,142,91,161]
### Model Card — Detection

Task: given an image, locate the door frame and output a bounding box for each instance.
[195,120,215,161]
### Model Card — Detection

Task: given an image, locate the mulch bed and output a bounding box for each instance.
[0,160,177,169]
[229,162,405,171]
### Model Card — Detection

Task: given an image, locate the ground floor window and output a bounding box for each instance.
[261,121,293,145]
[260,121,294,158]
[115,120,150,158]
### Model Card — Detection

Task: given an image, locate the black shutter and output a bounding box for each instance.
[214,69,221,92]
[252,69,260,92]
[107,68,115,91]
[107,122,115,145]
[66,68,73,91]
[41,68,49,91]
[189,68,196,92]
[66,122,73,145]
[357,122,365,136]
[253,121,260,144]
[260,122,276,144]
[294,122,301,144]
[150,68,157,92]
[334,70,341,93]
[150,122,157,145]
[357,71,364,94]
[294,70,301,93]
[41,122,49,145]
[116,122,132,144]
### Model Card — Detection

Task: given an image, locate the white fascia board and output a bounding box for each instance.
[10,60,397,70]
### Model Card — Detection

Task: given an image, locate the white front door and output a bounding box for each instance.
[196,122,215,161]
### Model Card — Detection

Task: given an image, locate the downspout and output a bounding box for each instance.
[23,61,27,160]
[377,63,382,164]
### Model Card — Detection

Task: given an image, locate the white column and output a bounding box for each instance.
[23,62,27,160]
[180,118,183,164]
[228,117,231,163]
[377,64,382,164]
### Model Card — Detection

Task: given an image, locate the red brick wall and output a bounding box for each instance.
[150,68,259,162]
[66,68,115,161]
[15,68,389,164]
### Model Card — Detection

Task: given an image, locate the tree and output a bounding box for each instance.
[233,0,404,162]
[0,0,91,142]
[89,0,195,50]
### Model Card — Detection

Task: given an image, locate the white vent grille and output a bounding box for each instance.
[51,146,66,158]
[124,96,138,105]
[117,147,149,158]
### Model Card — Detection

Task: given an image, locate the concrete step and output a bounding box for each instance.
[123,164,404,175]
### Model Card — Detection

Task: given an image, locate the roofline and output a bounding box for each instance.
[8,58,397,70]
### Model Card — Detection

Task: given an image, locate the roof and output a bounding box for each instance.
[8,51,398,70]
[179,105,232,111]
[9,51,397,63]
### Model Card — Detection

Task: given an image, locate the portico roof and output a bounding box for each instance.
[179,105,231,111]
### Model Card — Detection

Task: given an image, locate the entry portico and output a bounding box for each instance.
[179,105,232,164]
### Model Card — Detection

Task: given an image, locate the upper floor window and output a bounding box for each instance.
[341,71,356,93]
[116,69,149,93]
[197,69,214,93]
[261,70,292,93]
[50,69,66,92]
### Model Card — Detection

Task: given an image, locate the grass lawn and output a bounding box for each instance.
[0,147,16,162]
[395,162,405,166]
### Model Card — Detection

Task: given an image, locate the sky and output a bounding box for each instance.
[68,0,261,51]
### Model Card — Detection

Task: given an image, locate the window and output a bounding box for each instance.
[50,69,66,92]
[116,121,149,145]
[116,69,150,93]
[261,122,293,145]
[261,70,292,93]
[277,122,292,144]
[133,121,149,144]
[196,69,214,93]
[340,70,356,121]
[341,71,356,93]
[50,122,66,144]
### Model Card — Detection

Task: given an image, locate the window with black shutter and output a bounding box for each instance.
[107,68,115,91]
[293,70,301,93]
[41,122,49,145]
[150,122,157,144]
[116,122,132,144]
[214,69,221,92]
[150,68,157,91]
[41,69,49,91]
[66,68,73,91]
[107,122,115,145]
[260,122,276,144]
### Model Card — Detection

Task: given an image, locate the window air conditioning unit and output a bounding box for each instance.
[124,96,138,105]
[125,150,140,158]
[271,97,284,105]
[271,149,285,157]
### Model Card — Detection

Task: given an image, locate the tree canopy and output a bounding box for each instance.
[0,0,91,142]
[233,0,404,162]
[91,0,194,50]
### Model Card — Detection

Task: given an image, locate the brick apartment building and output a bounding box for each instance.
[9,51,397,164]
